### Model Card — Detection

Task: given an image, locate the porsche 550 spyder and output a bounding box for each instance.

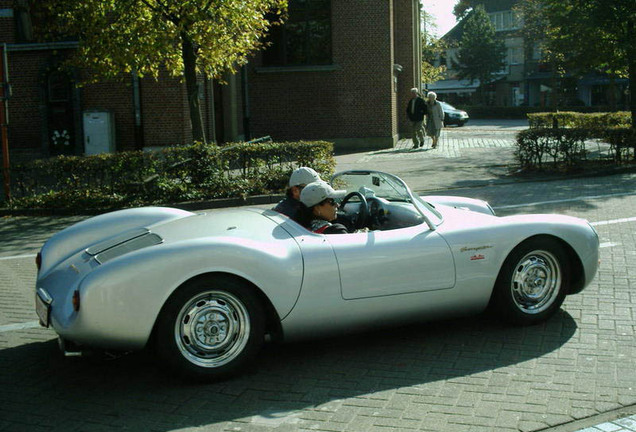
[35,170,599,380]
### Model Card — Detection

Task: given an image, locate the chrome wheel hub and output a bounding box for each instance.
[511,250,561,314]
[175,290,250,368]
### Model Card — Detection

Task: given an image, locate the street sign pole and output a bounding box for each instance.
[0,43,10,202]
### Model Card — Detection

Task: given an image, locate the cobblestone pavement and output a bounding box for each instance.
[1,121,636,432]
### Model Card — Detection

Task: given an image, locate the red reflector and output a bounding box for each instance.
[35,252,42,271]
[72,290,80,312]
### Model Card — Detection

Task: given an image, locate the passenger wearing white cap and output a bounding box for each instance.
[299,181,350,234]
[273,166,321,220]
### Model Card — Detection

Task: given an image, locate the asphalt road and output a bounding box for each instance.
[1,121,636,432]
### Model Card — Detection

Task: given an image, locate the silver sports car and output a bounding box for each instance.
[35,170,599,380]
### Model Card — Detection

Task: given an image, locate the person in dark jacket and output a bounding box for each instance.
[406,88,427,148]
[273,167,321,220]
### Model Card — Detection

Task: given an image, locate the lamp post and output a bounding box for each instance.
[0,43,10,202]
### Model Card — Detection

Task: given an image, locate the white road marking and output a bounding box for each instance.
[494,192,636,210]
[0,321,41,333]
[0,253,36,261]
[591,217,636,227]
[599,242,619,248]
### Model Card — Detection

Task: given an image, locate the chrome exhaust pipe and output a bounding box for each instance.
[58,337,83,357]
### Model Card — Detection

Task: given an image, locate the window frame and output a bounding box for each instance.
[262,0,333,67]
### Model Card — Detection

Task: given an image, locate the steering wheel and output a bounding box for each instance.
[340,191,369,230]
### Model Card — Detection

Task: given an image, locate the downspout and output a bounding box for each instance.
[0,44,10,201]
[241,66,251,141]
[132,72,143,150]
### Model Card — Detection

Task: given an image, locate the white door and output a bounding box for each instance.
[83,111,114,155]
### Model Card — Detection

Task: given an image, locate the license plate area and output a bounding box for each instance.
[36,288,52,328]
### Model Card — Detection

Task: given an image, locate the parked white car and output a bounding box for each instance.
[35,170,599,380]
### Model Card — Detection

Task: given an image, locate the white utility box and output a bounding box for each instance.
[83,110,115,155]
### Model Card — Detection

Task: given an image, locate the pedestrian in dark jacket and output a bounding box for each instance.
[406,88,426,148]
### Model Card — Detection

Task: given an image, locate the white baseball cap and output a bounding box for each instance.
[300,181,346,207]
[289,167,321,187]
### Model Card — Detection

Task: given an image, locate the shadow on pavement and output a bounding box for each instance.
[0,215,86,255]
[0,311,577,430]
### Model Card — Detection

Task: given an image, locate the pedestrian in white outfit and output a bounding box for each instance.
[425,92,444,148]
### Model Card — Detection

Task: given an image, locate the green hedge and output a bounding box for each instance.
[516,127,636,170]
[603,128,636,163]
[457,106,546,119]
[452,105,620,120]
[527,111,631,129]
[6,140,335,211]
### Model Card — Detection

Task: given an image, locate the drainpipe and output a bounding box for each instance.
[132,72,143,150]
[241,66,250,141]
[0,44,11,201]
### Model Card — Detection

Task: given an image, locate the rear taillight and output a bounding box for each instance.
[72,290,80,312]
[35,252,42,271]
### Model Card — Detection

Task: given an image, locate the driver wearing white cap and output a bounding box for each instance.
[299,181,349,234]
[273,167,322,220]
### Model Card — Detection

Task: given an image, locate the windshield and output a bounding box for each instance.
[439,101,455,110]
[331,170,443,226]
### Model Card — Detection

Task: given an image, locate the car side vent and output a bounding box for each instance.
[94,233,163,264]
[86,228,149,256]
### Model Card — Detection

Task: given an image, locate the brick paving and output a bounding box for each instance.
[1,121,636,431]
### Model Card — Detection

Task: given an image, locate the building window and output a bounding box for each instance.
[531,42,543,61]
[489,10,520,32]
[263,0,332,66]
[48,71,70,102]
[14,0,34,42]
[509,47,523,65]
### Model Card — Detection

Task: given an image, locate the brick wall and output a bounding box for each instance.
[394,0,420,136]
[0,0,15,44]
[141,71,189,148]
[1,0,420,159]
[6,51,43,157]
[81,78,135,152]
[3,48,196,157]
[247,0,398,149]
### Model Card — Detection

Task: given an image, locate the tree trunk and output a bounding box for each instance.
[181,32,206,143]
[630,61,635,129]
[629,21,636,129]
[608,76,617,111]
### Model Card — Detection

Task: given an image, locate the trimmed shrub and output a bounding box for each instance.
[515,128,591,170]
[6,140,336,211]
[528,111,631,130]
[603,128,636,163]
[453,105,618,120]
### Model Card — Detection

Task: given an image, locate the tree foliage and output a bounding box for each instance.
[38,0,288,143]
[453,0,476,20]
[455,5,506,101]
[539,0,636,126]
[421,9,447,85]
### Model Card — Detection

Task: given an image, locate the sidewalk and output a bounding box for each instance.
[335,128,519,194]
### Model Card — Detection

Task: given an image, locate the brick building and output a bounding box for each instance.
[0,0,422,161]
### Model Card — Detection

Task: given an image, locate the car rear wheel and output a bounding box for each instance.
[492,237,570,325]
[156,275,265,381]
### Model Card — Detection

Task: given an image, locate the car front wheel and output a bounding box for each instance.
[156,275,265,381]
[492,237,570,325]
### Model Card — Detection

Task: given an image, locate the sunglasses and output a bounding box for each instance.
[323,198,337,206]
